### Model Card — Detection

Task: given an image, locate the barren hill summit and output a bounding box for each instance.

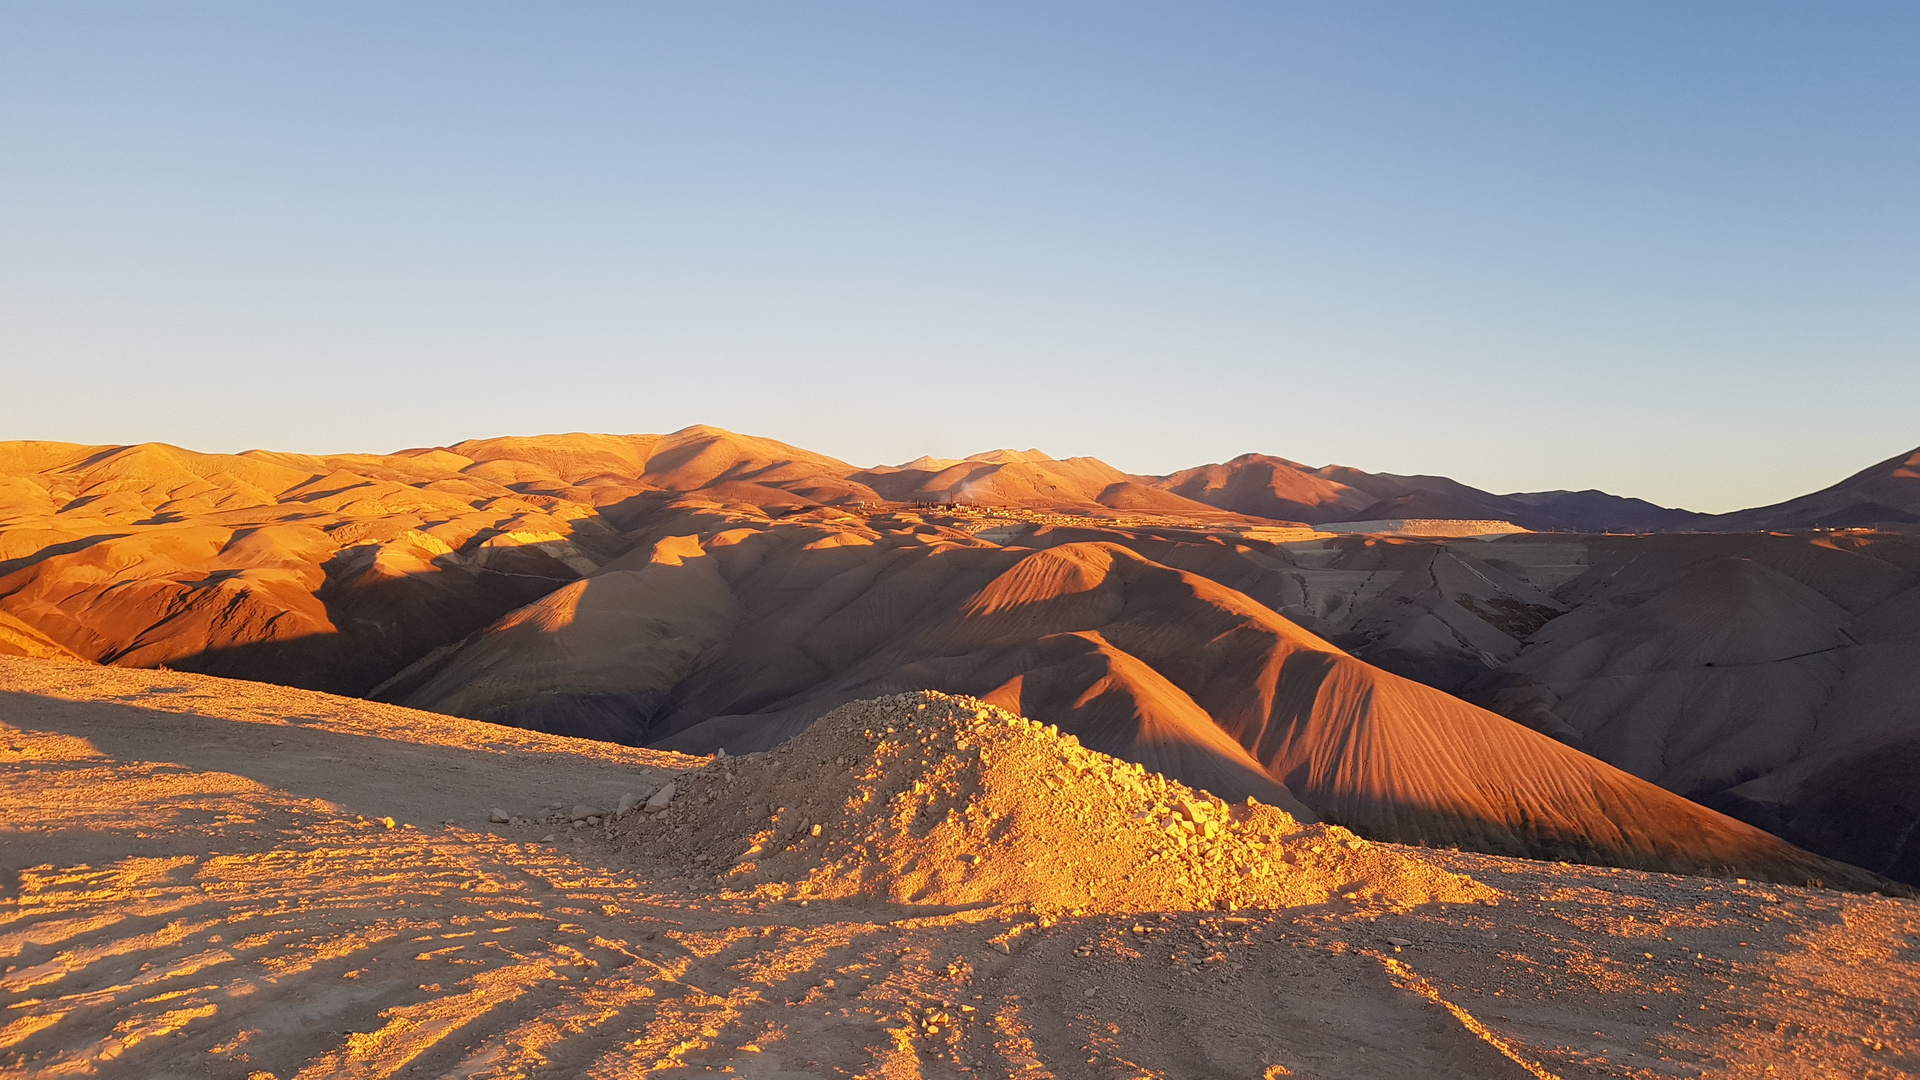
[1698,443,1920,531]
[851,448,1236,517]
[445,426,879,505]
[1156,453,1375,523]
[1156,452,1701,532]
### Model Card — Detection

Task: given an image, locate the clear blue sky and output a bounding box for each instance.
[2,3,1915,512]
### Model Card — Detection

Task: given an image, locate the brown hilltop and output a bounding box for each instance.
[1156,453,1378,523]
[852,448,1130,509]
[449,426,879,505]
[852,449,1253,520]
[1156,452,1700,532]
[1698,443,1920,530]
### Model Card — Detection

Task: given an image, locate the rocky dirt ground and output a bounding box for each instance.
[0,657,1915,1079]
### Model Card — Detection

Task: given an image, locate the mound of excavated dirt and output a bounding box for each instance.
[6,661,1917,1078]
[614,691,1494,914]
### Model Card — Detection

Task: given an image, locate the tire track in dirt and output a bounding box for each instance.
[3,665,1917,1077]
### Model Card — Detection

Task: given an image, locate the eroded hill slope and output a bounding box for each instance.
[0,427,865,692]
[391,528,1895,891]
[5,429,1919,887]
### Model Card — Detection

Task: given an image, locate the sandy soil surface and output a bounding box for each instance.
[1,659,1916,1079]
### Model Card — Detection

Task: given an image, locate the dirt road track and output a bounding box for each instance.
[0,658,1915,1078]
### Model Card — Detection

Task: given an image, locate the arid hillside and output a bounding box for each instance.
[1466,530,1920,884]
[382,524,1889,892]
[3,428,1918,889]
[851,449,1240,519]
[1,660,1915,1079]
[0,428,867,694]
[1155,453,1703,532]
[1696,445,1920,530]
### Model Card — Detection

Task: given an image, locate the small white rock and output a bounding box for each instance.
[644,782,677,813]
[488,808,511,824]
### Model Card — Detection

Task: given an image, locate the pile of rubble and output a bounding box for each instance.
[611,692,1494,914]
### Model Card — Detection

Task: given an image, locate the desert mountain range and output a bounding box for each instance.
[1,427,1917,889]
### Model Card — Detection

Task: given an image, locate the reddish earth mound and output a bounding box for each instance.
[617,691,1493,915]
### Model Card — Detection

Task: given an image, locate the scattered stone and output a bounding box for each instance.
[570,805,598,822]
[539,834,556,842]
[489,808,511,824]
[615,792,640,818]
[644,782,677,814]
[1386,937,1412,947]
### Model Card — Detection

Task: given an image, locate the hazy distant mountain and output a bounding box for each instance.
[1155,453,1701,532]
[1497,489,1705,533]
[1154,454,1375,523]
[1694,445,1920,531]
